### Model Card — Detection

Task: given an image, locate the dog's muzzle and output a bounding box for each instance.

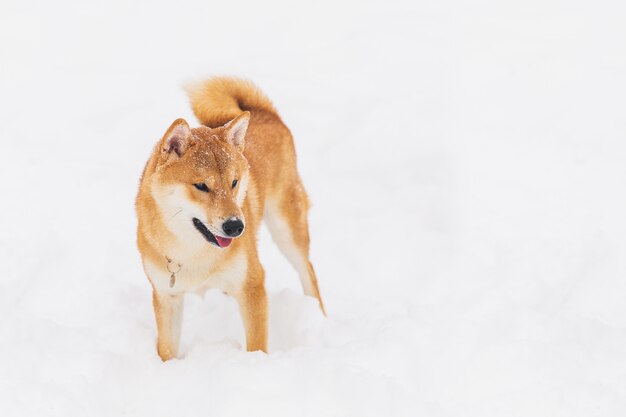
[192,217,234,248]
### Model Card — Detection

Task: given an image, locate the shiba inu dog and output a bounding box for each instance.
[136,77,325,361]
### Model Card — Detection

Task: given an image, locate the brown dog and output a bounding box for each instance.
[136,77,325,361]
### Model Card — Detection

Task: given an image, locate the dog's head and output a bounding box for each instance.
[151,112,250,248]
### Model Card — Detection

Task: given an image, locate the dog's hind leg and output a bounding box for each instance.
[152,290,184,361]
[264,183,326,315]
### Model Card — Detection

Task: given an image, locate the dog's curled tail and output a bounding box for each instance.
[186,77,278,128]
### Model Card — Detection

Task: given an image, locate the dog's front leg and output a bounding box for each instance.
[237,270,268,352]
[152,290,184,361]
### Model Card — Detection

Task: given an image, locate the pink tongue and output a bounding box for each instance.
[215,236,233,248]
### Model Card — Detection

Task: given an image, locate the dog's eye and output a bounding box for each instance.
[193,183,209,192]
[232,179,238,189]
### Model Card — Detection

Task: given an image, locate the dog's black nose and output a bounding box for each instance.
[222,219,244,237]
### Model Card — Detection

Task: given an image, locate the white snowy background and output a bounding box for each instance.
[1,0,625,415]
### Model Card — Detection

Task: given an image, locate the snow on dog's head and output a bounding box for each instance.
[151,113,251,248]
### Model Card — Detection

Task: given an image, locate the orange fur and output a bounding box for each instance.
[187,77,278,128]
[136,77,324,361]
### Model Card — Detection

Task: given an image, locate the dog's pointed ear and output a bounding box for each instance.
[223,112,250,150]
[161,118,192,157]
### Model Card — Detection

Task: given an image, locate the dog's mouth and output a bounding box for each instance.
[192,217,233,248]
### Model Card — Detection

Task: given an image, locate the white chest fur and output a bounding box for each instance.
[144,251,248,296]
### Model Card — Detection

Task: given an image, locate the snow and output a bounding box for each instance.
[1,0,626,415]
